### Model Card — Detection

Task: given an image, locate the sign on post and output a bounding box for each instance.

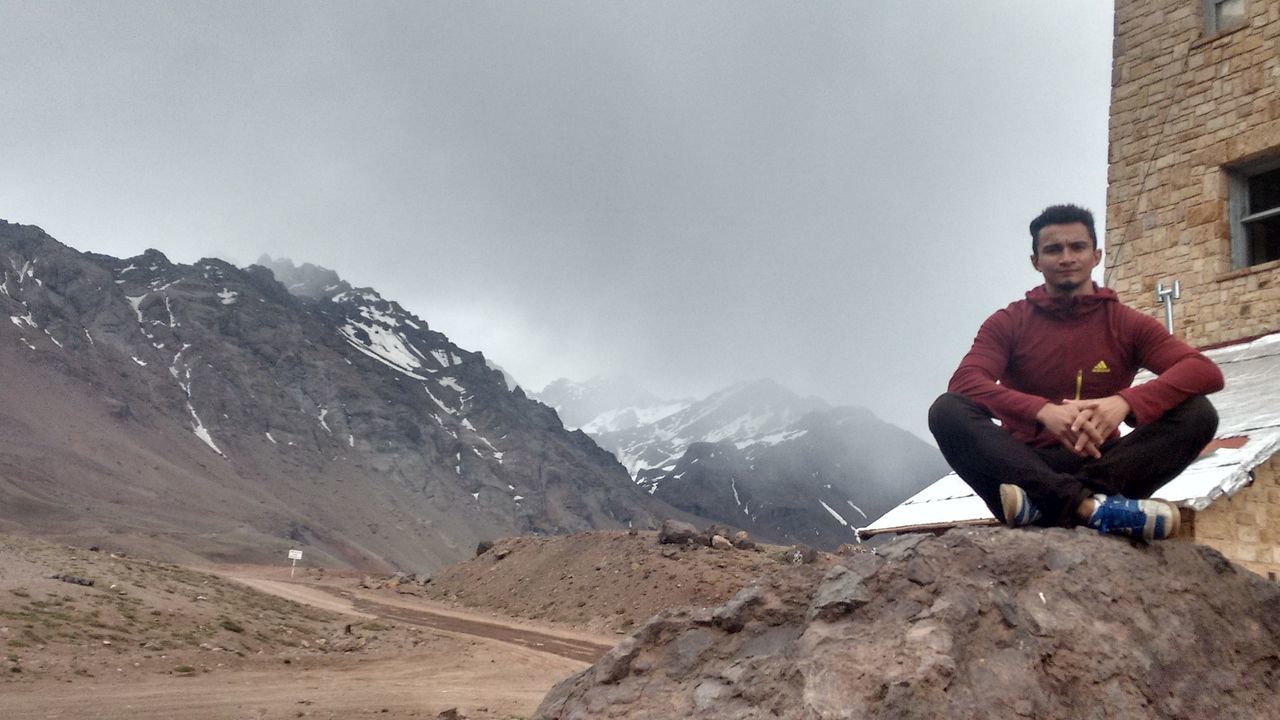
[287,548,303,577]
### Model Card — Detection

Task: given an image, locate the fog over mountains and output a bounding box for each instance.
[536,377,948,547]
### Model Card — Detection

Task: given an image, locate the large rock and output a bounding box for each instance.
[658,519,698,545]
[535,527,1280,719]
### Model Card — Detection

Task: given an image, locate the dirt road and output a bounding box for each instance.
[231,576,614,664]
[0,570,604,720]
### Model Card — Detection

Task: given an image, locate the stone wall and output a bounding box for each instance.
[1105,0,1280,348]
[1190,457,1280,580]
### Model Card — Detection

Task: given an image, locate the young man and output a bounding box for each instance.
[929,204,1223,541]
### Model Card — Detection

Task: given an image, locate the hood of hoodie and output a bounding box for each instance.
[1025,283,1118,321]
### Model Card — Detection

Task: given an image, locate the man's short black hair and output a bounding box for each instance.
[1029,204,1097,253]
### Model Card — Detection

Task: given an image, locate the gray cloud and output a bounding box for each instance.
[0,0,1113,439]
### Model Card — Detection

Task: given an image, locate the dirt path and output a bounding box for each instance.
[347,593,611,664]
[0,565,599,720]
[226,576,614,664]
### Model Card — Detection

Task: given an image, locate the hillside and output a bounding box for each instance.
[419,530,825,636]
[0,219,682,571]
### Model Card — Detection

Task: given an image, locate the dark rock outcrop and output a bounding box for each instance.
[536,528,1280,719]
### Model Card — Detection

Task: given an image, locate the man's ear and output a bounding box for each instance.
[1091,247,1102,268]
[1030,253,1041,272]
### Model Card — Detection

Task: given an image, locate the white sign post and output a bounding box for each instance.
[287,548,303,578]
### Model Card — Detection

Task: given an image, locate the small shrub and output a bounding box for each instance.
[173,665,196,674]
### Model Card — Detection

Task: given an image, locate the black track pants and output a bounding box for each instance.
[927,393,1218,526]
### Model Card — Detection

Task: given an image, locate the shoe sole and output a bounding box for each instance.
[999,484,1022,527]
[1151,499,1181,539]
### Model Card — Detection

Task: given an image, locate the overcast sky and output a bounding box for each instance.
[0,1,1113,441]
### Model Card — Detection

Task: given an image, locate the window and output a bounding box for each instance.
[1228,162,1280,268]
[1204,0,1247,35]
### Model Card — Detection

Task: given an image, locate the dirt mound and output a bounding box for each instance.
[535,527,1280,719]
[0,533,415,683]
[422,531,822,635]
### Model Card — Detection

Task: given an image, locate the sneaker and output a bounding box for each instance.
[1086,494,1180,541]
[999,484,1042,527]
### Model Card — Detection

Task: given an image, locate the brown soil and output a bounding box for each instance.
[416,531,824,635]
[0,533,589,719]
[0,529,800,718]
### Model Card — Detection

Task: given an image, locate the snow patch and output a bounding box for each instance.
[125,294,148,324]
[338,323,427,380]
[163,295,178,327]
[266,432,277,444]
[318,408,331,433]
[819,499,849,527]
[188,402,224,456]
[424,385,456,415]
[845,500,868,520]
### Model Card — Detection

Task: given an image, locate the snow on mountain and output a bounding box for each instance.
[571,378,947,549]
[591,378,825,480]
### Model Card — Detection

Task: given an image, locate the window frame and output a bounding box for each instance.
[1203,0,1248,36]
[1227,156,1280,269]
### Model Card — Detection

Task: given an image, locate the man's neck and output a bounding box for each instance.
[1043,281,1097,299]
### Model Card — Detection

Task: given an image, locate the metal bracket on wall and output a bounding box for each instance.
[1155,280,1181,333]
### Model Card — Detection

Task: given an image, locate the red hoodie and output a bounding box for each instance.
[948,285,1224,448]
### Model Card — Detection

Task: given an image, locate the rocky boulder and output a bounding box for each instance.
[658,520,698,545]
[535,527,1280,719]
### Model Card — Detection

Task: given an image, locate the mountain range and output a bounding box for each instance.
[0,220,686,572]
[535,377,948,547]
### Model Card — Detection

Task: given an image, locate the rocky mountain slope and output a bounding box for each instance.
[0,219,680,571]
[541,378,948,549]
[536,528,1280,719]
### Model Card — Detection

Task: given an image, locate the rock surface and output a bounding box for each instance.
[535,528,1280,719]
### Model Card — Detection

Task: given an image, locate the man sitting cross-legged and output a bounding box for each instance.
[928,204,1223,541]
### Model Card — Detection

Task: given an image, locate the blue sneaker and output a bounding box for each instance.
[1087,494,1180,541]
[999,484,1042,527]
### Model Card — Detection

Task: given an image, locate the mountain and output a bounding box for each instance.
[580,379,947,548]
[535,376,685,431]
[0,220,680,572]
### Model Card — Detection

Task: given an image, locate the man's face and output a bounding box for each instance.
[1031,222,1101,297]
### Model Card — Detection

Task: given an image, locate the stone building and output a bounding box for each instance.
[1105,0,1279,578]
[861,0,1280,581]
